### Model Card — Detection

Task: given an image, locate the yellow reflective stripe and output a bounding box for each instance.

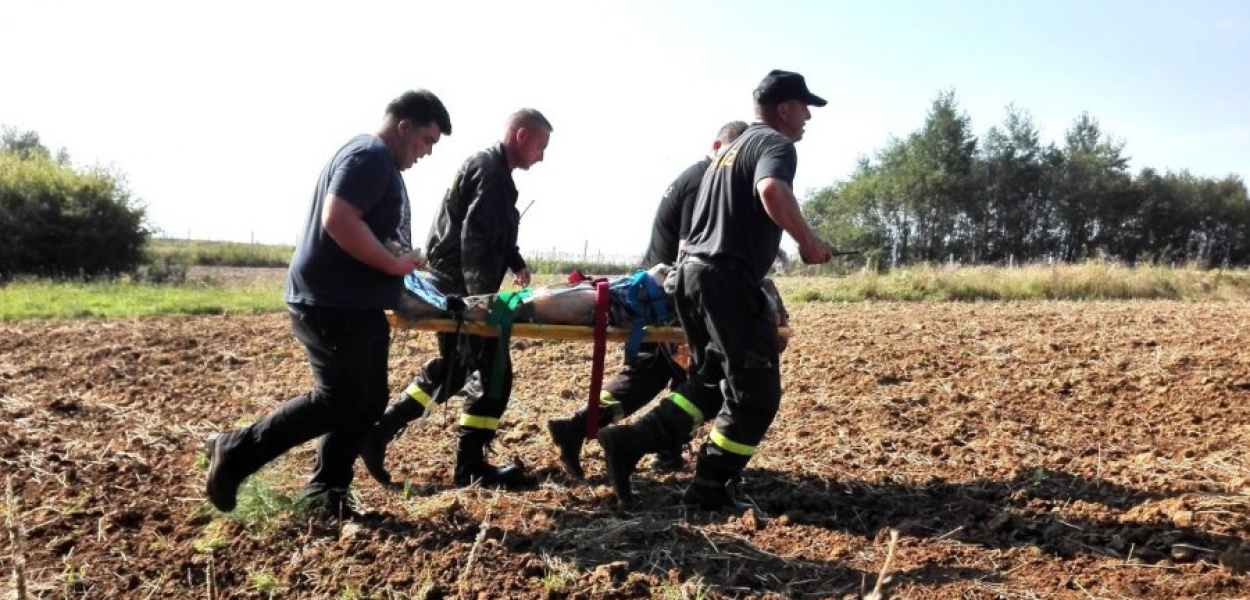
[459,414,501,430]
[710,429,757,456]
[403,384,433,408]
[598,391,624,423]
[667,393,704,427]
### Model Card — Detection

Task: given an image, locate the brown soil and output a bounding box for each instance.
[1,301,1247,599]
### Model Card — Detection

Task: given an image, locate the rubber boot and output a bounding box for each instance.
[546,410,590,480]
[680,441,754,511]
[547,403,623,480]
[597,410,681,505]
[650,435,690,473]
[359,396,426,487]
[453,428,527,488]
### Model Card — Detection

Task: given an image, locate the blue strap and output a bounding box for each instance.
[639,273,668,323]
[403,271,448,311]
[613,270,671,365]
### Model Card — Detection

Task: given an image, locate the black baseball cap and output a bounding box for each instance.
[753,69,827,107]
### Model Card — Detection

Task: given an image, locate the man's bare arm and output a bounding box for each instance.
[323,194,424,276]
[757,178,832,264]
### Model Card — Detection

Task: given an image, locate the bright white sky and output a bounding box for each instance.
[3,0,1248,260]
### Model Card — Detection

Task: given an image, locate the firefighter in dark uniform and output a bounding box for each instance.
[546,121,750,480]
[360,109,553,488]
[598,70,834,509]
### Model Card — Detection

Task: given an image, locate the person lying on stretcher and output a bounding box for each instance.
[394,263,680,328]
[395,263,788,329]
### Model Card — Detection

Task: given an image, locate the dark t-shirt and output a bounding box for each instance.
[684,124,797,281]
[285,134,408,310]
[641,156,710,267]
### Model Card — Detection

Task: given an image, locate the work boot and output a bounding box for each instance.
[682,441,754,511]
[681,477,754,512]
[597,413,670,505]
[360,396,427,487]
[650,441,687,473]
[547,411,590,480]
[204,433,244,512]
[453,428,528,488]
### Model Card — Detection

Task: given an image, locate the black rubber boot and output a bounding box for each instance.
[453,428,528,488]
[680,441,754,511]
[650,443,687,473]
[359,396,426,487]
[597,411,675,505]
[681,477,754,511]
[546,410,589,480]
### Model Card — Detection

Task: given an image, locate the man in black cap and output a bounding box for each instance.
[597,69,834,510]
[546,120,749,480]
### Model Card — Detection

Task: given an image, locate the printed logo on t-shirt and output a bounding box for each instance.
[713,149,738,169]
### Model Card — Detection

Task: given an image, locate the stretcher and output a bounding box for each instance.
[389,314,793,344]
[388,270,790,439]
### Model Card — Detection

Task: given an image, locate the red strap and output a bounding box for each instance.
[586,280,609,440]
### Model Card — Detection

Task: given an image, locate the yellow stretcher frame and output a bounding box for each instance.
[388,314,791,344]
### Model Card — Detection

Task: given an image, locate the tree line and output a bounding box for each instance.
[804,91,1250,268]
[0,127,148,279]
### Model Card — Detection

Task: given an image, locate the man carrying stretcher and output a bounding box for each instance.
[546,121,755,479]
[360,109,552,489]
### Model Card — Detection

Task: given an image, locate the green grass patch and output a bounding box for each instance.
[145,238,294,268]
[194,467,312,547]
[0,279,283,320]
[247,568,290,598]
[226,471,315,537]
[5,263,1247,323]
[779,262,1250,303]
[539,554,580,591]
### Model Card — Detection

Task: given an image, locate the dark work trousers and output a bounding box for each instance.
[599,342,687,424]
[672,258,782,482]
[220,304,391,494]
[414,331,513,425]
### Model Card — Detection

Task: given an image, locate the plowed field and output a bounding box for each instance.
[2,300,1247,599]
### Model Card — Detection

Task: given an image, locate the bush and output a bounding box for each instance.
[0,152,148,278]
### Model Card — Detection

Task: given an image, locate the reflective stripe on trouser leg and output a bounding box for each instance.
[709,429,757,456]
[665,392,704,433]
[600,390,625,424]
[402,383,434,408]
[459,414,501,431]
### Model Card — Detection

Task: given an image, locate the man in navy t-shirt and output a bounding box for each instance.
[599,70,834,510]
[205,90,451,517]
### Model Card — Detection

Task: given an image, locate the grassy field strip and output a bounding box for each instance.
[3,263,1249,321]
[0,280,284,319]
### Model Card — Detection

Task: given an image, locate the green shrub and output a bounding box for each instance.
[0,152,148,279]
